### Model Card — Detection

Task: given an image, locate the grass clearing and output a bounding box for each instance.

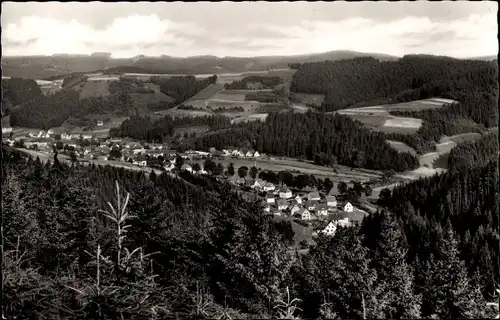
[211,92,247,102]
[383,117,422,130]
[386,140,417,155]
[76,80,111,98]
[439,132,482,144]
[293,93,325,106]
[185,83,225,102]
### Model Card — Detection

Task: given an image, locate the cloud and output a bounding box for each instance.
[1,9,497,58]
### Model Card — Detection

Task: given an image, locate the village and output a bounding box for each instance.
[3,126,367,238]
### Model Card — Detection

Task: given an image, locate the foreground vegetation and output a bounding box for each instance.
[2,147,498,319]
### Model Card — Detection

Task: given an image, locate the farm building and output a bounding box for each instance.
[263,205,271,213]
[326,196,337,208]
[254,151,260,157]
[294,195,303,204]
[133,160,147,167]
[344,202,354,213]
[297,208,312,220]
[266,193,275,204]
[307,192,321,202]
[277,199,288,211]
[279,187,293,199]
[263,182,275,192]
[245,150,255,157]
[97,120,104,126]
[306,200,318,211]
[315,204,329,216]
[288,204,301,216]
[231,150,244,157]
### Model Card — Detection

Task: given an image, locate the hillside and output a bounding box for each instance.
[1,50,398,79]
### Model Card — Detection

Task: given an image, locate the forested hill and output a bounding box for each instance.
[186,111,420,172]
[3,145,498,319]
[291,55,498,113]
[1,78,43,115]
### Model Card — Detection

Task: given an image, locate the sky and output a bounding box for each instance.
[1,1,498,59]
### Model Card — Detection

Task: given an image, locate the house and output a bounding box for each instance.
[266,193,275,204]
[279,186,293,199]
[307,192,321,202]
[315,204,329,216]
[297,208,312,220]
[82,135,92,140]
[247,179,262,189]
[294,195,303,204]
[344,202,354,213]
[222,149,231,157]
[322,221,338,237]
[98,155,109,161]
[277,199,288,211]
[263,182,275,192]
[164,163,176,172]
[245,150,255,158]
[326,196,337,208]
[263,205,271,213]
[197,169,208,175]
[133,148,145,155]
[254,151,260,157]
[288,204,301,216]
[97,120,104,126]
[37,131,45,138]
[306,200,318,211]
[231,149,243,157]
[28,132,37,138]
[133,160,147,167]
[47,129,54,135]
[2,126,12,134]
[181,164,193,173]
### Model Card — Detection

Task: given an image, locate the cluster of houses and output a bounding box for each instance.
[221,149,261,158]
[227,177,364,237]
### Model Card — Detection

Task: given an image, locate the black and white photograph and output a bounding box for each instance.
[1,1,499,319]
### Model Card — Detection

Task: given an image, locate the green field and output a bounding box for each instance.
[76,80,111,98]
[386,140,417,155]
[292,93,325,106]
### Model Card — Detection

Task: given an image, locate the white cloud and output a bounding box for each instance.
[2,11,497,58]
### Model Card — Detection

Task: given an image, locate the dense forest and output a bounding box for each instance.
[447,131,499,172]
[9,90,135,129]
[109,114,232,143]
[2,147,498,319]
[1,78,43,115]
[150,75,217,104]
[224,76,283,89]
[185,111,420,172]
[290,55,498,119]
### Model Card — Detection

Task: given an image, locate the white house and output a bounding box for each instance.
[307,192,321,202]
[133,160,147,167]
[288,204,301,216]
[2,127,12,134]
[315,204,329,216]
[231,149,244,157]
[322,221,338,237]
[37,131,45,138]
[28,132,37,138]
[263,205,271,213]
[254,151,260,157]
[181,164,193,173]
[82,135,92,140]
[245,150,255,158]
[249,179,264,189]
[298,208,312,220]
[222,149,231,157]
[344,202,354,213]
[326,196,337,208]
[164,163,176,172]
[294,195,303,204]
[266,193,275,204]
[97,120,104,126]
[197,169,208,175]
[263,182,275,192]
[47,129,54,135]
[277,199,288,211]
[279,187,293,199]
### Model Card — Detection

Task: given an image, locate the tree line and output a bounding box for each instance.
[290,55,498,116]
[447,131,499,172]
[1,78,43,115]
[2,147,498,319]
[185,111,420,172]
[150,75,217,104]
[9,90,135,129]
[109,114,232,143]
[224,75,283,89]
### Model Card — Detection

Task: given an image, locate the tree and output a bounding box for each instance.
[371,213,421,318]
[192,163,201,172]
[109,148,122,160]
[364,185,373,197]
[204,158,216,173]
[249,166,258,179]
[54,133,61,141]
[175,155,184,168]
[377,188,391,207]
[353,181,364,197]
[214,163,224,176]
[323,178,334,195]
[238,166,249,178]
[69,151,78,164]
[337,181,348,194]
[227,162,235,176]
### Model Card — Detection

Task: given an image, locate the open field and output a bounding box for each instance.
[222,89,273,95]
[211,92,247,102]
[184,83,225,102]
[231,113,269,124]
[439,132,482,144]
[386,140,417,155]
[155,107,213,118]
[76,80,111,98]
[293,93,325,106]
[130,92,175,106]
[335,98,456,134]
